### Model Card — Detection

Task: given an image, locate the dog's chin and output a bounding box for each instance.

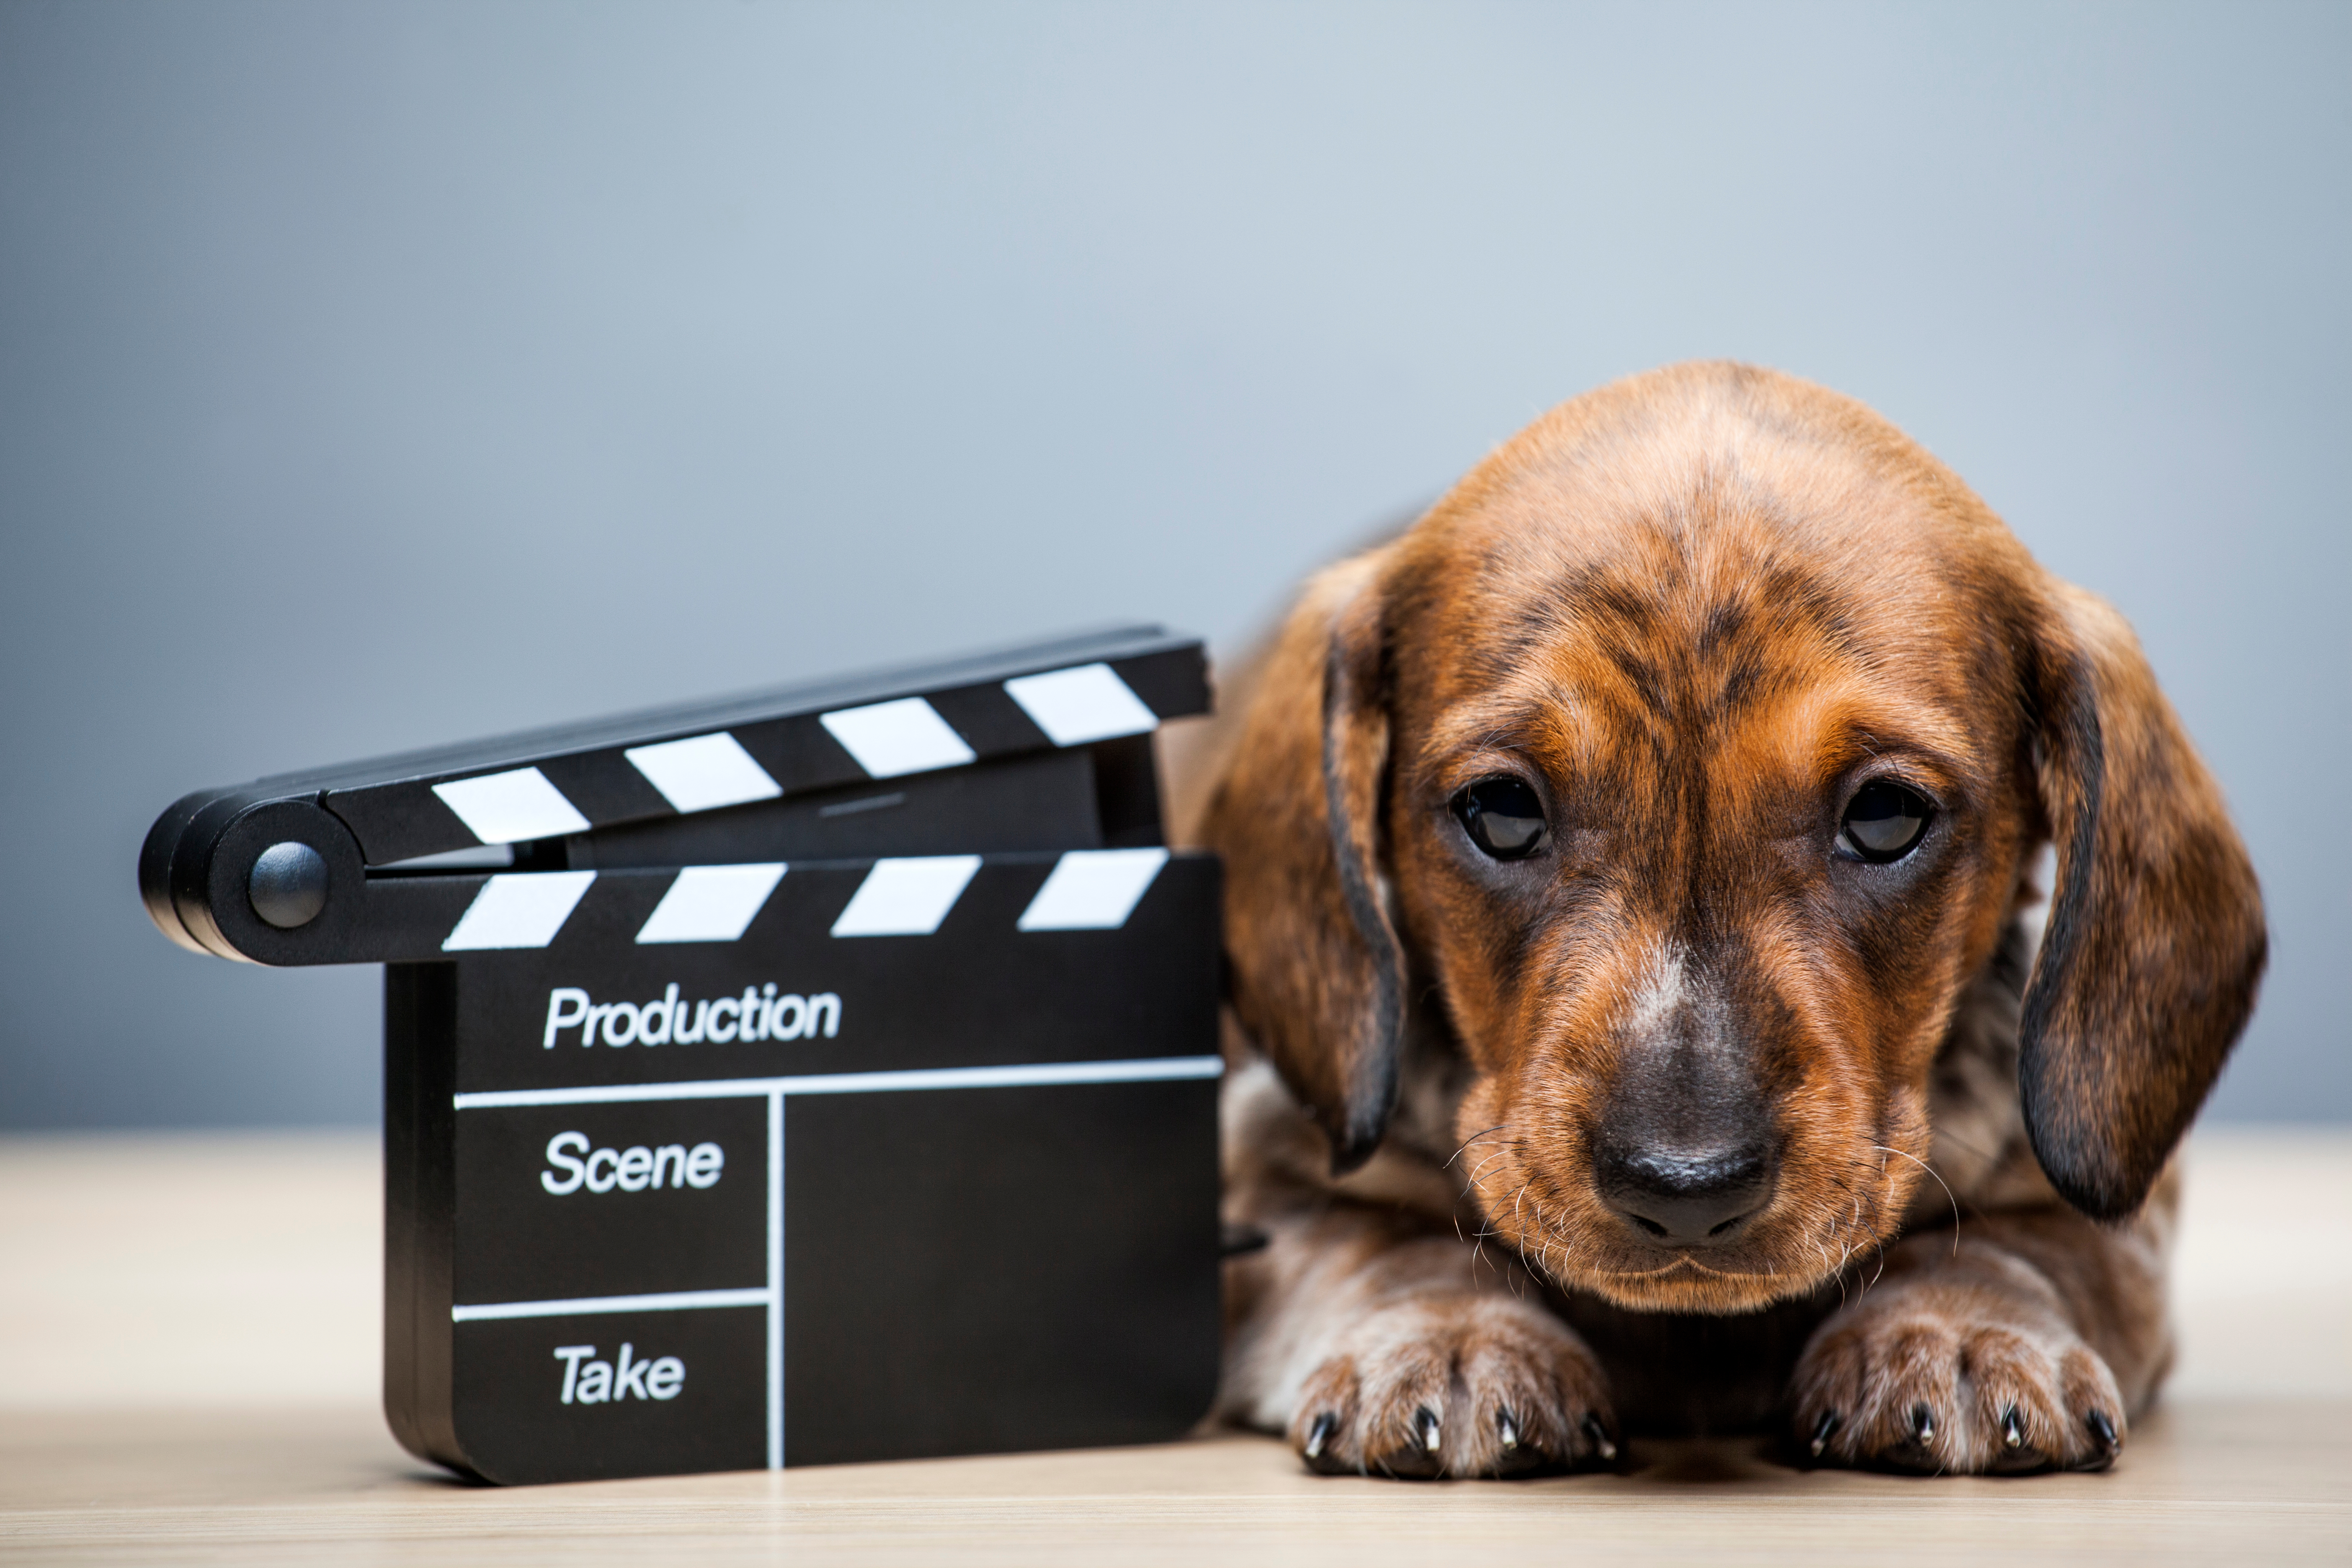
[1554,1248,1837,1315]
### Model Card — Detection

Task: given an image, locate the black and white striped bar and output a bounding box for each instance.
[443,846,1172,952]
[215,845,1197,972]
[227,626,1202,869]
[414,660,1166,854]
[142,627,1205,965]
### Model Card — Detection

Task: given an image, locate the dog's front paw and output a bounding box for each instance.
[1792,1273,2128,1475]
[1286,1293,1615,1479]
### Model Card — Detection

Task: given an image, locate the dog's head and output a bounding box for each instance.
[1204,362,2265,1313]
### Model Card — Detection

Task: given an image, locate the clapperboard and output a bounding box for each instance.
[139,627,1224,1485]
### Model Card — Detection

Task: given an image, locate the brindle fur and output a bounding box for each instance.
[1176,363,2264,1478]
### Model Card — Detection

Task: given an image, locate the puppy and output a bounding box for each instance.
[1176,362,2264,1477]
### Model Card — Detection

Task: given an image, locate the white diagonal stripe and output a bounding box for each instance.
[1003,663,1159,746]
[829,854,982,937]
[1016,848,1170,931]
[818,697,977,778]
[636,863,787,944]
[443,872,596,951]
[432,767,591,845]
[625,732,781,815]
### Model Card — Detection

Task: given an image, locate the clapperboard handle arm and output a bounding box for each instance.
[137,626,1214,965]
[140,786,469,965]
[225,627,1207,869]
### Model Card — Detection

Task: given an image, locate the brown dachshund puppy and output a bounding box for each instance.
[1177,362,2264,1478]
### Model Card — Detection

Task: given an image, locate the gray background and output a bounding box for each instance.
[2,2,2344,1130]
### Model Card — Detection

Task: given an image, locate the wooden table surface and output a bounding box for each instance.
[3,1127,2346,1565]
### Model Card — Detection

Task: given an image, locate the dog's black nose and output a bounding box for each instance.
[1595,1141,1775,1247]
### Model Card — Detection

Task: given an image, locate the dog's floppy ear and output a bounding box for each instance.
[2019,583,2266,1219]
[1203,554,1404,1173]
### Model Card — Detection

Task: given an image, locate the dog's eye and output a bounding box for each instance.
[1454,777,1548,860]
[1838,781,1932,863]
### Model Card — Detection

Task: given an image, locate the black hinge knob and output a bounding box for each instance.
[249,841,332,929]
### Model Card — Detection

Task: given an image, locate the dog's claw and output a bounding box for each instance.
[1303,1412,1336,1462]
[1809,1410,1841,1459]
[2001,1407,2025,1449]
[1582,1413,1618,1462]
[1415,1406,1442,1454]
[1496,1411,1518,1452]
[2085,1409,2118,1454]
[1911,1403,1936,1444]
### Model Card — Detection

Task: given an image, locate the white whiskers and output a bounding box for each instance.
[1873,1142,1962,1255]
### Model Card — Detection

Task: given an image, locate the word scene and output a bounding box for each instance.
[539,1132,725,1194]
[542,983,841,1049]
[552,1343,685,1404]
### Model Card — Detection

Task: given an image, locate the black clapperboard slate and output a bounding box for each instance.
[139,627,1224,1484]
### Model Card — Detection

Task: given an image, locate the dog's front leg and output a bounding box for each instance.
[1789,1176,2176,1473]
[1215,1063,1617,1478]
[1220,1206,1618,1478]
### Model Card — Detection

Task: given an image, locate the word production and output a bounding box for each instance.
[542,984,842,1048]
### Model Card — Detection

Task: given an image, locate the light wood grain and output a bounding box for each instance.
[0,1132,380,1408]
[1,1128,2346,1565]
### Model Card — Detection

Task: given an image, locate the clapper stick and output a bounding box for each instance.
[144,627,1225,1485]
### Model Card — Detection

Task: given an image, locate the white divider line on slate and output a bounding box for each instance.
[451,1286,775,1323]
[453,1054,1225,1111]
[766,1088,785,1469]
